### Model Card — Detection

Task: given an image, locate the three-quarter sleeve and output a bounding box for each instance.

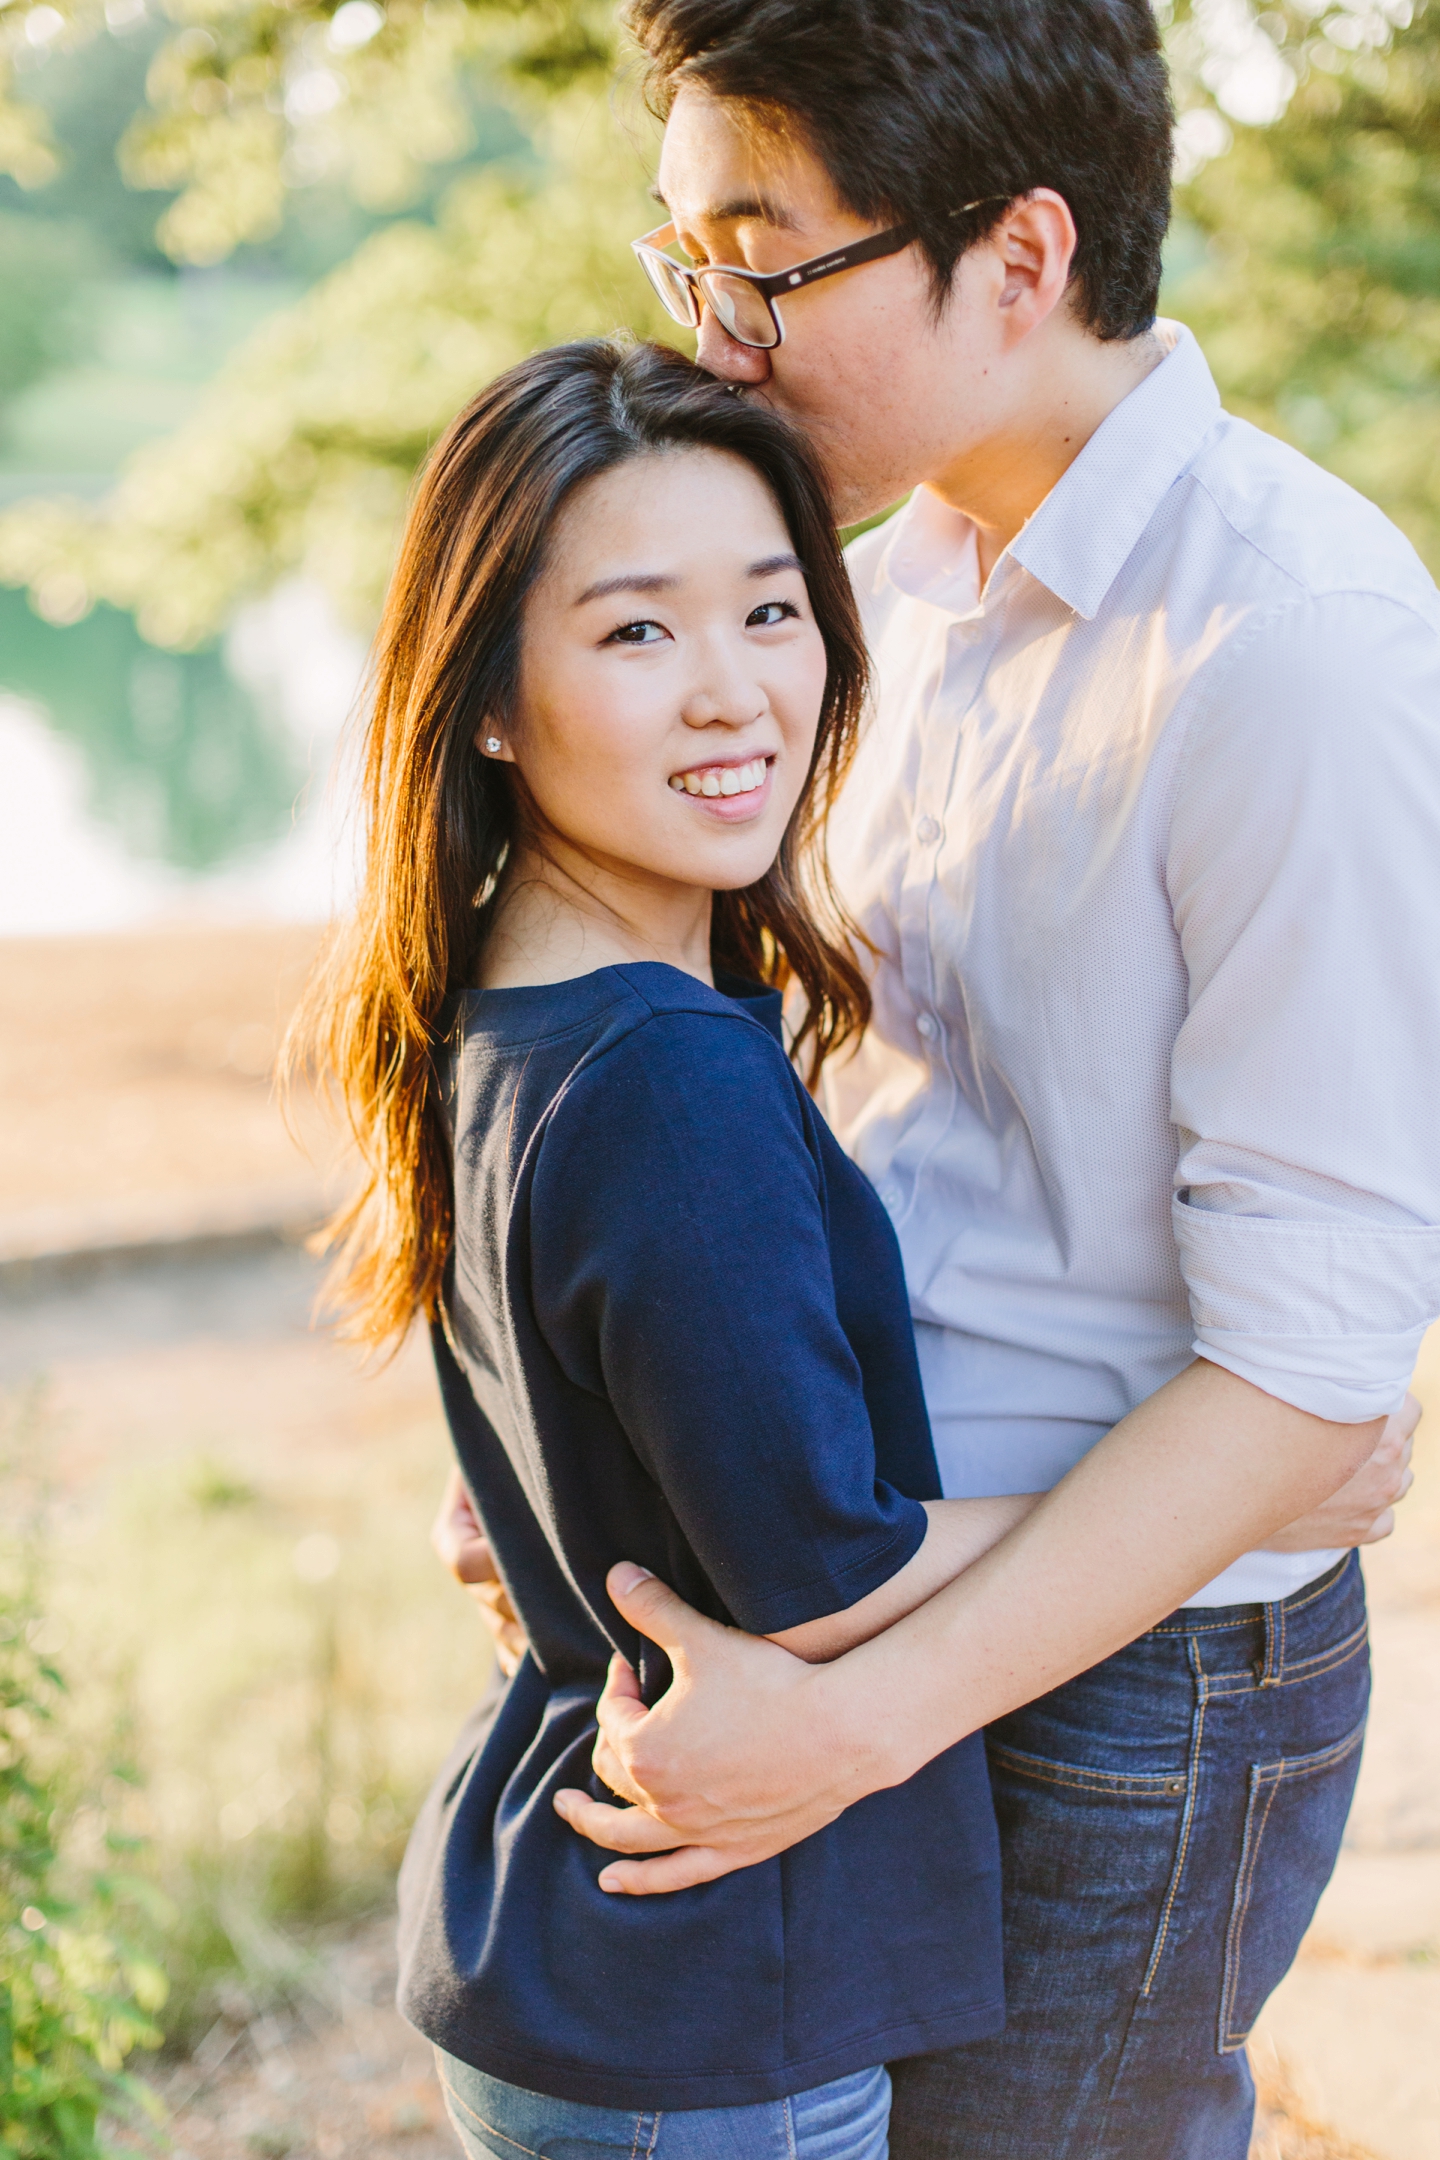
[1166,589,1440,1422]
[526,1012,929,1634]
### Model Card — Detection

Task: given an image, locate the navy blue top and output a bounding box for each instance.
[396,964,1003,2109]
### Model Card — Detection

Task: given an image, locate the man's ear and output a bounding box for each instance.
[990,189,1078,338]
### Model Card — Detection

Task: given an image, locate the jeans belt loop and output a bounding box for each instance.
[1257,1596,1285,1686]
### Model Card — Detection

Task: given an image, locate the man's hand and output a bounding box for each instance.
[552,1564,866,1895]
[430,1466,527,1676]
[554,1363,1383,1895]
[1263,1392,1419,1551]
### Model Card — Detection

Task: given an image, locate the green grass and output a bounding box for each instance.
[3,1384,488,2061]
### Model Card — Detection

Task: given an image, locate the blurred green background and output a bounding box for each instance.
[0,0,1436,926]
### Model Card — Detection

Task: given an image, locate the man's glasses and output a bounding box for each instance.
[632,203,1007,352]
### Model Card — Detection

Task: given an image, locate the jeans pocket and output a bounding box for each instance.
[1217,1712,1367,2051]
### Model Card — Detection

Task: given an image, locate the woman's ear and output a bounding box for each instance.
[475,725,518,764]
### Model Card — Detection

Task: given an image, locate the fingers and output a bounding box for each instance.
[591,1727,650,1810]
[429,1466,468,1567]
[431,1468,498,1587]
[594,1650,649,1744]
[599,1648,644,1707]
[605,1562,727,1661]
[552,1790,687,1853]
[1355,1508,1396,1545]
[597,1847,742,1896]
[590,1658,651,1807]
[454,1538,502,1589]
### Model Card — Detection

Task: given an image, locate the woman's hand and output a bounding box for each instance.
[1261,1392,1419,1551]
[430,1466,528,1676]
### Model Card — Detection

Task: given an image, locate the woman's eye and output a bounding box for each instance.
[746,599,800,628]
[606,619,668,645]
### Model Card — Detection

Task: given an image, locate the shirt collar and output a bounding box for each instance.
[878,488,984,618]
[878,321,1223,624]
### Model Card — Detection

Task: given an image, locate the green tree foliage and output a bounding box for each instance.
[1169,0,1440,569]
[0,0,668,643]
[0,1441,168,2158]
[0,0,1436,643]
[0,82,673,646]
[0,15,176,271]
[0,0,612,253]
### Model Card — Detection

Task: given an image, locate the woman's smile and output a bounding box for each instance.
[668,752,774,816]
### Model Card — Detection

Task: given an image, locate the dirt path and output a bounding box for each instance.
[0,925,332,1241]
[150,1922,452,2160]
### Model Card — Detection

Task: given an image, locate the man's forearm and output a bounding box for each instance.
[769,1493,1042,1663]
[822,1359,1381,1793]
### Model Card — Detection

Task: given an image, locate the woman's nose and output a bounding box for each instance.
[680,687,765,729]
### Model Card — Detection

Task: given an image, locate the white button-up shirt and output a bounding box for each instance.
[823,322,1440,1605]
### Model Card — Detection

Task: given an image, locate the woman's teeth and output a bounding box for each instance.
[669,758,768,799]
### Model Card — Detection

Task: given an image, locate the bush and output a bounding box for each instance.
[0,1423,168,2159]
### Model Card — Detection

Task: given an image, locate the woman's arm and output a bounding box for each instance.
[768,1494,1041,1662]
[554,1359,1383,1892]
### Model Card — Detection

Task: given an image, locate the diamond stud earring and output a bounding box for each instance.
[484,736,502,754]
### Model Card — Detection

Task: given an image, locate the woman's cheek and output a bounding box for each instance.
[775,649,829,743]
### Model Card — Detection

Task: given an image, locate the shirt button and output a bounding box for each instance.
[881,1184,904,1213]
[916,1013,939,1041]
[916,815,940,844]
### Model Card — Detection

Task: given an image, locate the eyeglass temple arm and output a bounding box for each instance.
[769,197,1014,292]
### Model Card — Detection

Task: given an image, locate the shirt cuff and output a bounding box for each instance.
[1173,1197,1440,1423]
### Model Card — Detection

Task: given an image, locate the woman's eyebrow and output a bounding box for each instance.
[573,571,676,605]
[573,556,802,607]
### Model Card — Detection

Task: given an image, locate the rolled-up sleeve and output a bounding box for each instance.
[1166,589,1440,1423]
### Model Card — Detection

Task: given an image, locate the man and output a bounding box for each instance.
[436,0,1436,2150]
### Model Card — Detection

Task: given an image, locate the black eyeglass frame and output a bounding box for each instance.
[631,201,1008,351]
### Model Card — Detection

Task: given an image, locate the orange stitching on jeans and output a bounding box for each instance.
[1266,1723,1366,1785]
[1281,1559,1353,1615]
[1141,1649,1207,1995]
[1220,1765,1282,2049]
[1204,1627,1368,1695]
[1218,1719,1365,2049]
[987,1749,1185,1797]
[1149,1557,1352,1635]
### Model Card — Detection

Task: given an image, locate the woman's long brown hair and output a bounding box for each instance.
[289,337,872,1351]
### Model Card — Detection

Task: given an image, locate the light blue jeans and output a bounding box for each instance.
[435,2051,891,2159]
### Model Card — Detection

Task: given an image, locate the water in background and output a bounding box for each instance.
[0,579,365,935]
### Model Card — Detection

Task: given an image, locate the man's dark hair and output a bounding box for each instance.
[623,0,1173,342]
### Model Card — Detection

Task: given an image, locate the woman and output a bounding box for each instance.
[298,339,1024,2158]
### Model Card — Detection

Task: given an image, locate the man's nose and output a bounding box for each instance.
[694,309,773,386]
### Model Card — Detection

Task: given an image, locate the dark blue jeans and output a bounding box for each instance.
[889,1552,1369,2160]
